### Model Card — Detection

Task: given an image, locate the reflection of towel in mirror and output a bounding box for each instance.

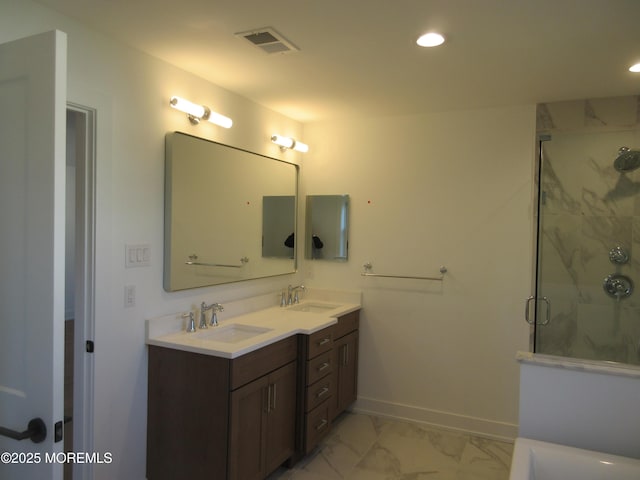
[284,233,294,248]
[312,235,324,249]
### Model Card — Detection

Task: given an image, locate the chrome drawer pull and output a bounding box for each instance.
[315,419,328,431]
[318,338,331,346]
[316,387,329,398]
[317,362,330,372]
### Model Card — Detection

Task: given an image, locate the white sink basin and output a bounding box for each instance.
[509,438,640,480]
[193,324,273,344]
[289,303,340,313]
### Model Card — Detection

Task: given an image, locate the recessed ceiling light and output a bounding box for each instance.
[416,32,445,47]
[629,63,640,73]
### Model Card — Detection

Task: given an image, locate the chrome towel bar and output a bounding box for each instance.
[185,254,249,268]
[361,262,447,281]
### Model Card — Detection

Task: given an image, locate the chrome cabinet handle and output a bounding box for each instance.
[271,384,277,411]
[265,385,272,413]
[318,338,331,346]
[315,419,328,431]
[340,344,349,366]
[316,386,329,398]
[318,362,330,372]
[0,418,46,443]
[264,384,277,412]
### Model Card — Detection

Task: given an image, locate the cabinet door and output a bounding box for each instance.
[229,361,297,480]
[264,361,297,475]
[334,331,359,417]
[229,375,269,480]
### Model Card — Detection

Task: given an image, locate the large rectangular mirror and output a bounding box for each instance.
[164,132,298,291]
[305,195,349,261]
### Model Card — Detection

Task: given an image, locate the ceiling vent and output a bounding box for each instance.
[235,27,299,54]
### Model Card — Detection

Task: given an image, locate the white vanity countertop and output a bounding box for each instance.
[146,290,361,359]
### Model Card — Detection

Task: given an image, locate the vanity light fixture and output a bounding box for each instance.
[169,96,233,128]
[271,134,309,153]
[629,63,640,73]
[416,32,445,47]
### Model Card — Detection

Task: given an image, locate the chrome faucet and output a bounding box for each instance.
[182,312,196,333]
[200,302,212,329]
[209,303,224,326]
[287,284,306,305]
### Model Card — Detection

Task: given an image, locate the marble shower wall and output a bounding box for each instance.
[536,95,640,364]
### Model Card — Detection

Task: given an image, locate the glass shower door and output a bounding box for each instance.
[533,129,640,365]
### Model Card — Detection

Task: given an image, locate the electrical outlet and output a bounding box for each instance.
[124,285,136,307]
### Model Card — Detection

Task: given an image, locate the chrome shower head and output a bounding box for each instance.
[614,146,640,173]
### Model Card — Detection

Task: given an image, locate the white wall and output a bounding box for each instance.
[301,107,536,439]
[2,1,304,478]
[2,0,537,477]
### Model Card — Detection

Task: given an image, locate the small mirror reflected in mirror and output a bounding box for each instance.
[305,195,349,261]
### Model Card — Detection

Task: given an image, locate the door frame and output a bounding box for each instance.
[67,103,96,479]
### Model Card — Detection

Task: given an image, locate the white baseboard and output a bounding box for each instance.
[352,396,518,443]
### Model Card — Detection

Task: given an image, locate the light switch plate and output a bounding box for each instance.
[125,244,150,268]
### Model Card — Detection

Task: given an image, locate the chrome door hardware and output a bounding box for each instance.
[525,296,550,325]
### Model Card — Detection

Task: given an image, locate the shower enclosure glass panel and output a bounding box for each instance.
[535,130,640,365]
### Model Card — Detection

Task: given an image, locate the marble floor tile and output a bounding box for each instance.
[269,413,513,480]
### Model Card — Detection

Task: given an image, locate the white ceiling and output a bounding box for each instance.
[35,0,640,123]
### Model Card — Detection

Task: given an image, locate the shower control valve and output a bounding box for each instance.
[603,274,633,301]
[608,245,629,265]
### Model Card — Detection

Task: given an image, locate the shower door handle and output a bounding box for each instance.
[539,296,550,325]
[524,296,551,325]
[525,296,535,324]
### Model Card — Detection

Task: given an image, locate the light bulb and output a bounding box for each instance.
[169,96,205,117]
[271,135,309,153]
[292,141,309,153]
[207,111,233,129]
[169,96,233,128]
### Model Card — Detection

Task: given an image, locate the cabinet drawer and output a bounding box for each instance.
[230,336,297,390]
[305,402,331,453]
[305,377,332,412]
[306,326,333,359]
[333,310,359,339]
[306,350,332,385]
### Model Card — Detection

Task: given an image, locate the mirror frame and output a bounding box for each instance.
[163,132,299,291]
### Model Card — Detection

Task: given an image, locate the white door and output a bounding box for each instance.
[0,30,67,479]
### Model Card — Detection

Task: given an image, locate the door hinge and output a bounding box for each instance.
[86,340,95,353]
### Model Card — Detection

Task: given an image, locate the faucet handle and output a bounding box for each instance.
[182,312,196,332]
[209,303,224,326]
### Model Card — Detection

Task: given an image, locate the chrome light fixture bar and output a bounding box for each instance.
[271,134,309,153]
[169,96,233,128]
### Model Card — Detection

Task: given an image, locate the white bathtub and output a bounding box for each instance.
[509,438,640,480]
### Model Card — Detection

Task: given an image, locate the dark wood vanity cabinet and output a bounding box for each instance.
[332,330,359,418]
[147,336,297,480]
[296,310,360,455]
[228,361,296,480]
[147,309,359,480]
